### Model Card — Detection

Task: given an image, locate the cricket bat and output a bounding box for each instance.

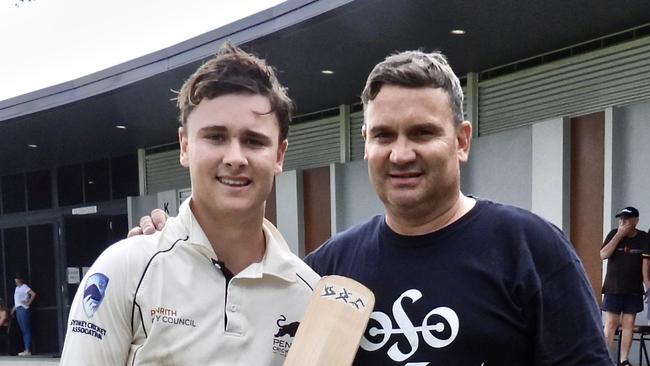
[284,275,375,366]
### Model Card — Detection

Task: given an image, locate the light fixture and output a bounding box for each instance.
[115,125,127,129]
[27,144,38,148]
[321,70,334,75]
[450,29,466,35]
[87,180,95,185]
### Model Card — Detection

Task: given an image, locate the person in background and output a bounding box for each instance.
[0,298,10,328]
[0,298,11,354]
[11,273,36,357]
[601,206,650,366]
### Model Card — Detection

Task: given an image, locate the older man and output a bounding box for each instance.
[601,206,650,366]
[305,50,611,365]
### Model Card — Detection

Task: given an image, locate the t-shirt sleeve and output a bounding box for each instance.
[602,229,616,248]
[533,258,611,365]
[60,242,133,365]
[303,251,318,272]
[303,238,334,276]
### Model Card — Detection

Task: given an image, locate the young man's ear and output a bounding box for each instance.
[274,139,289,175]
[179,127,189,168]
[456,121,472,163]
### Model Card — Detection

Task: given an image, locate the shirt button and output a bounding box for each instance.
[229,304,237,312]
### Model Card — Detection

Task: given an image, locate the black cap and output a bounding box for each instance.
[615,206,639,218]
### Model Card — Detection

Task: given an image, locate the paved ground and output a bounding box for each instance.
[0,356,59,365]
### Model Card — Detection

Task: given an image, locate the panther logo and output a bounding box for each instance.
[274,315,299,338]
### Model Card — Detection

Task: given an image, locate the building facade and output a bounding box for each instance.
[1,0,650,355]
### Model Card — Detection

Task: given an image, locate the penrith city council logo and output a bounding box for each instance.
[83,273,109,318]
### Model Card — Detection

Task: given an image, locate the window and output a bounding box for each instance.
[4,227,28,295]
[2,174,26,214]
[58,165,83,207]
[85,160,110,202]
[111,154,139,199]
[26,170,52,210]
[28,224,56,307]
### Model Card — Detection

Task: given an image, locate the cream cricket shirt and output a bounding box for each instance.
[61,199,320,365]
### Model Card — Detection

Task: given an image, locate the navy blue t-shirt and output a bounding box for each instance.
[305,199,611,366]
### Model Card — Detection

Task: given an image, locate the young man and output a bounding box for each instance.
[61,43,319,365]
[11,273,36,357]
[601,206,650,366]
[304,51,612,365]
[136,50,612,364]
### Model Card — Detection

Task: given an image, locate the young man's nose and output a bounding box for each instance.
[223,142,247,167]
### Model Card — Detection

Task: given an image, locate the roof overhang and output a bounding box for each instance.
[2,0,650,175]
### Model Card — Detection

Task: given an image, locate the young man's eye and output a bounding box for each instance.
[246,138,267,147]
[206,134,226,142]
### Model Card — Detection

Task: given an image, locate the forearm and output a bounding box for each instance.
[600,235,622,259]
[643,258,650,285]
[27,293,36,306]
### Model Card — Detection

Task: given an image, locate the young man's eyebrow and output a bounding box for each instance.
[197,126,273,143]
[197,125,227,133]
[242,130,273,144]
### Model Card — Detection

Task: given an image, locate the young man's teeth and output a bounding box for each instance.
[219,177,248,186]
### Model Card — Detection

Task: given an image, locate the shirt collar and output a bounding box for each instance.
[176,197,298,283]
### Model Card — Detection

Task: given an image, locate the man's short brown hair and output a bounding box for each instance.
[361,50,464,124]
[176,42,294,141]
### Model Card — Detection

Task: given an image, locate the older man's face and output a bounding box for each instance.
[362,85,471,219]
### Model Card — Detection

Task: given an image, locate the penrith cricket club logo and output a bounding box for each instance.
[83,273,109,318]
[272,315,299,356]
[360,289,459,365]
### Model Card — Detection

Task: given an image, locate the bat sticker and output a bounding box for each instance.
[321,283,367,310]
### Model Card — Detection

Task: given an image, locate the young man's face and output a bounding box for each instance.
[179,93,287,219]
[362,85,471,217]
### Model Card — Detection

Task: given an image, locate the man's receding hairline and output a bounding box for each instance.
[364,83,457,110]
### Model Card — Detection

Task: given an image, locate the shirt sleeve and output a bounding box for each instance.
[60,241,133,366]
[533,259,612,365]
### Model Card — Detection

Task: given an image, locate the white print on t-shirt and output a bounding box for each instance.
[360,289,459,364]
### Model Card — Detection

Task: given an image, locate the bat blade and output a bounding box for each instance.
[284,275,375,366]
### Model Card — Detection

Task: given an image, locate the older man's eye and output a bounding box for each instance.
[373,131,394,141]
